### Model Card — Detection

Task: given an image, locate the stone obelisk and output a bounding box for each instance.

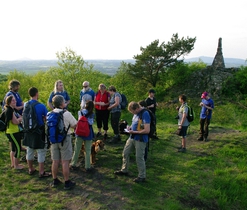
[212,37,225,69]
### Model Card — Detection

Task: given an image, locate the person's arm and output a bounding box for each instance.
[108,95,120,110]
[48,92,54,110]
[11,112,22,125]
[65,100,70,107]
[200,102,213,110]
[48,102,54,110]
[179,112,187,128]
[129,123,150,135]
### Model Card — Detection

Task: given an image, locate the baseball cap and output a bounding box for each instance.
[148,89,155,93]
[201,92,208,99]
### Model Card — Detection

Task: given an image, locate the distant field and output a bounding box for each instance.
[0,57,245,76]
[0,59,135,75]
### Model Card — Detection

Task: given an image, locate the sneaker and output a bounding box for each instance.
[133,177,145,183]
[178,147,186,152]
[96,132,102,137]
[50,179,62,188]
[103,133,107,140]
[64,180,76,190]
[114,170,128,176]
[197,137,203,141]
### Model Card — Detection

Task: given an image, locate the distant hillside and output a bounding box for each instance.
[185,56,247,68]
[0,57,246,75]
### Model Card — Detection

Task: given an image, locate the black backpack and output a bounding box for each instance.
[139,108,156,138]
[186,105,195,122]
[0,110,7,132]
[22,101,40,133]
[120,94,128,110]
[119,119,128,134]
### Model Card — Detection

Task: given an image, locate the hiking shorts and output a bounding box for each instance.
[26,146,47,163]
[50,135,73,161]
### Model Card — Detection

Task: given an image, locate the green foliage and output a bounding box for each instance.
[222,66,247,100]
[127,33,196,87]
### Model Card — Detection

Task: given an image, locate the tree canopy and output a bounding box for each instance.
[127,33,196,87]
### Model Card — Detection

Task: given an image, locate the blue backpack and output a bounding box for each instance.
[47,110,70,145]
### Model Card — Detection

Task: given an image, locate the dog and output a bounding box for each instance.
[81,140,105,165]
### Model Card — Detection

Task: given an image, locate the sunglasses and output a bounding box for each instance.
[83,86,88,88]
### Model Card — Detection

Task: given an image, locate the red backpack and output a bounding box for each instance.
[75,112,90,137]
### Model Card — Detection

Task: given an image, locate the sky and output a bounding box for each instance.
[0,0,247,61]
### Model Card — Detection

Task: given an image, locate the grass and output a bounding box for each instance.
[1,109,247,209]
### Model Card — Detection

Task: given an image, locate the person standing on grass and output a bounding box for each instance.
[108,85,122,143]
[197,91,214,142]
[114,101,150,183]
[4,95,24,169]
[177,94,189,153]
[71,101,95,172]
[80,81,95,109]
[49,95,77,190]
[2,79,24,115]
[23,87,51,178]
[94,83,110,140]
[48,80,70,110]
[145,89,158,139]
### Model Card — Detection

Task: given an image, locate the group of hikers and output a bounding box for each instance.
[1,79,214,189]
[1,79,162,189]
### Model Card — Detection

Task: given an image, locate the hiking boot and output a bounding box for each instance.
[197,137,203,141]
[96,132,102,137]
[114,170,128,176]
[133,177,146,183]
[178,147,186,153]
[50,178,62,188]
[64,180,76,190]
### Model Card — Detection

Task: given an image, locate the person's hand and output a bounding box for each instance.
[200,102,204,106]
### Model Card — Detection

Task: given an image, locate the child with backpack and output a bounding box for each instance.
[71,101,95,172]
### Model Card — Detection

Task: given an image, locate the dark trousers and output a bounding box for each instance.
[199,118,211,138]
[111,111,121,135]
[96,109,110,131]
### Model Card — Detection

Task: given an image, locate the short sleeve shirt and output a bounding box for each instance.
[178,103,190,126]
[131,109,150,143]
[200,98,214,119]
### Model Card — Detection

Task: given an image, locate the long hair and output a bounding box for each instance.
[53,80,64,93]
[85,101,94,117]
[5,95,14,108]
